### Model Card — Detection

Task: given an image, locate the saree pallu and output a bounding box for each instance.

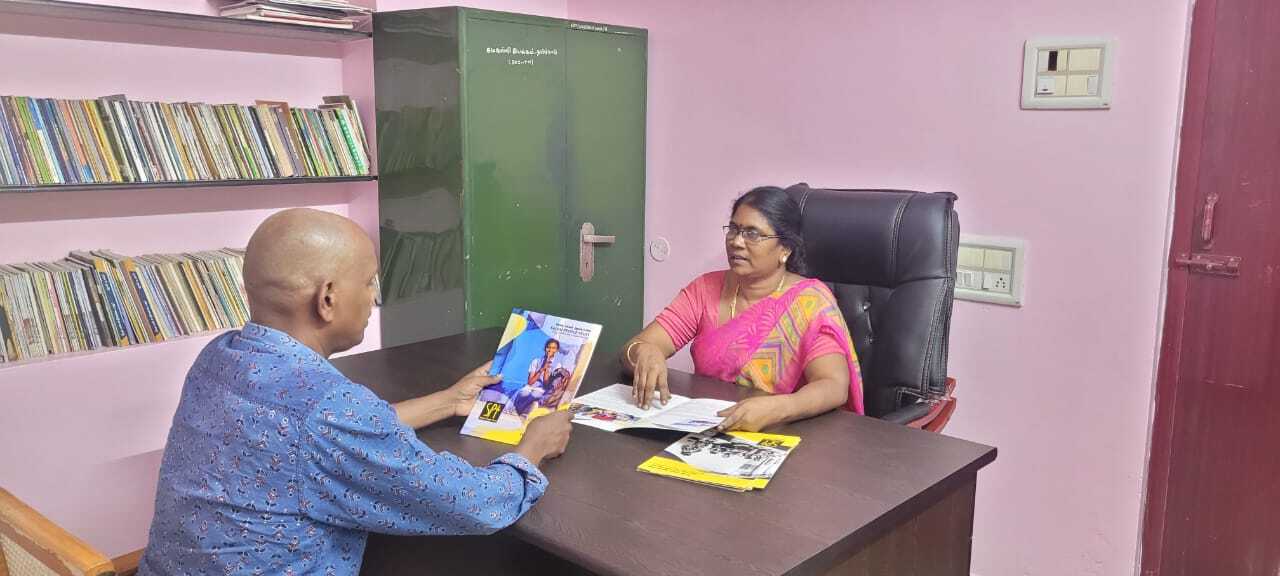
[689,278,864,414]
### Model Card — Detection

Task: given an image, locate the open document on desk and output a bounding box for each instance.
[568,383,735,433]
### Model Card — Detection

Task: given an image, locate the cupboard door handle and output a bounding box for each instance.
[580,222,614,282]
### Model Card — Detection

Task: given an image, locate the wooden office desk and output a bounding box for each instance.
[332,328,996,576]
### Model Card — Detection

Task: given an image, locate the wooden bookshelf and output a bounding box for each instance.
[0,0,370,42]
[0,175,376,194]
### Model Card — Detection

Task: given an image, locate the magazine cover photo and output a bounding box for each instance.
[460,308,602,445]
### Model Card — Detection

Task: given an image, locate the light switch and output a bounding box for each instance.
[957,269,984,290]
[1036,76,1056,95]
[1065,74,1089,96]
[1069,48,1101,71]
[1086,75,1100,96]
[959,246,986,268]
[983,248,1013,272]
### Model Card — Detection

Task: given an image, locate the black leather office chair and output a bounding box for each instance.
[785,183,959,431]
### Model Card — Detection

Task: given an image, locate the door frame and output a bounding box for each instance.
[1139,0,1218,573]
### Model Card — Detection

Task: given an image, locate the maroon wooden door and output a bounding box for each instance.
[1142,0,1280,574]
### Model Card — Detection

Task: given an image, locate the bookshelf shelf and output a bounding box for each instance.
[0,329,231,371]
[0,175,376,194]
[0,0,370,43]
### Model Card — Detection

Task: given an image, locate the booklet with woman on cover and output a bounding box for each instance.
[460,308,603,445]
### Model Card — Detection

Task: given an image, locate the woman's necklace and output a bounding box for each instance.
[730,273,787,319]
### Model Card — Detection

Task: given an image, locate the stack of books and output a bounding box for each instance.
[637,431,802,492]
[219,0,372,30]
[0,94,370,187]
[0,249,249,364]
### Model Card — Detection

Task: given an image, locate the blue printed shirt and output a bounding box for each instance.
[138,323,547,575]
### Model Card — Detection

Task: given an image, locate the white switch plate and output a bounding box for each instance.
[955,234,1026,307]
[1021,37,1115,110]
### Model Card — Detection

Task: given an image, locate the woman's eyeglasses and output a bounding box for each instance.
[723,224,782,244]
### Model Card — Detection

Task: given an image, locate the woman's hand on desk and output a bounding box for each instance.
[716,396,788,432]
[716,359,851,431]
[630,342,671,408]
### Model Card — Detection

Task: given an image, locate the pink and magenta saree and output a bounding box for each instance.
[656,271,865,414]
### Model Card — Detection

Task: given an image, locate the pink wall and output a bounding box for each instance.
[565,1,1190,575]
[0,33,344,103]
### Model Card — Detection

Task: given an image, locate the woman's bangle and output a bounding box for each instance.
[624,340,644,365]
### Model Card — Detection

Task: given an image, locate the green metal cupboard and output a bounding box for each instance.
[374,8,646,354]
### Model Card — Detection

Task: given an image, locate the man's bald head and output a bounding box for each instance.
[244,208,377,355]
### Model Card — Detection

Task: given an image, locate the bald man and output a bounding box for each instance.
[138,209,572,576]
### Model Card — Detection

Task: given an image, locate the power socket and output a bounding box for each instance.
[983,272,1012,294]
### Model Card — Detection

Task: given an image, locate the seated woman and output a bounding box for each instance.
[621,186,864,431]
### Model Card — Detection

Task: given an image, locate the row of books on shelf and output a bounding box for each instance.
[0,249,249,364]
[0,94,370,188]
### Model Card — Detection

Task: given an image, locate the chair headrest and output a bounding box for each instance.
[785,183,958,288]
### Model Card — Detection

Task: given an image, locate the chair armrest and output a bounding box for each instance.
[0,487,116,576]
[881,401,933,425]
[908,377,958,432]
[112,549,144,576]
[921,397,957,433]
[881,378,959,432]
